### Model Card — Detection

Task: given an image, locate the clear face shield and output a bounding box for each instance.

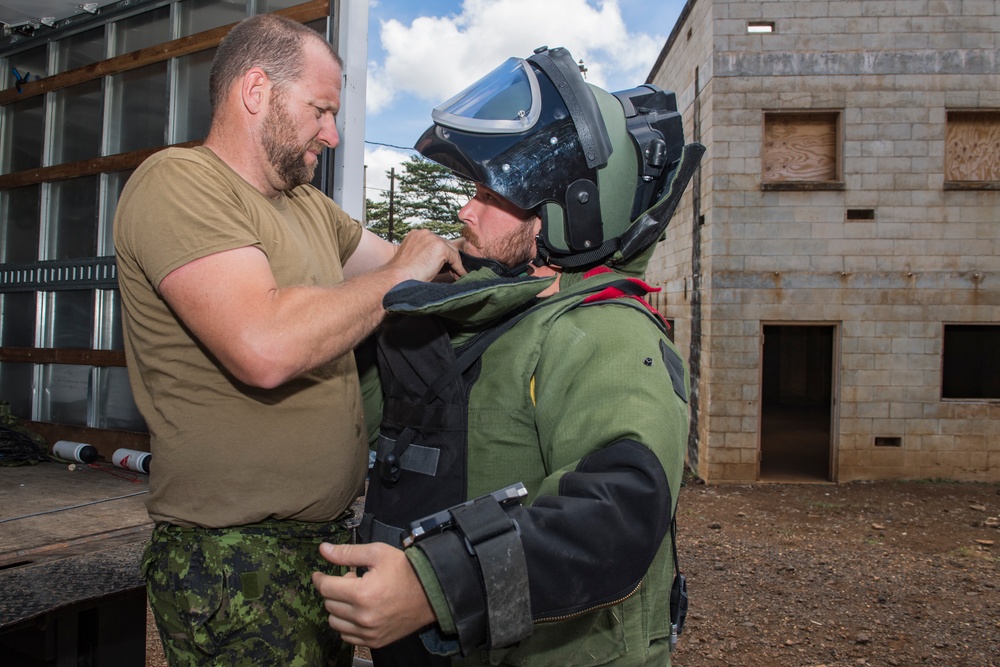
[416,47,614,254]
[431,57,543,135]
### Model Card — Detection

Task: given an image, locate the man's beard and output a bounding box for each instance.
[261,94,320,190]
[461,221,537,268]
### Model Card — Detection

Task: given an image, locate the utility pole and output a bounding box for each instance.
[387,167,396,243]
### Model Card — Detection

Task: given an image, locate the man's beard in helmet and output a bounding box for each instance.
[461,219,537,268]
[261,89,322,190]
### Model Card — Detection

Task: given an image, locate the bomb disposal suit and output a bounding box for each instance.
[359,47,705,666]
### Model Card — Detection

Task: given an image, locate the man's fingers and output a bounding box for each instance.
[311,569,346,601]
[393,230,467,280]
[320,602,367,646]
[312,574,386,648]
[313,541,434,649]
[449,249,467,276]
[317,541,346,563]
[318,541,376,568]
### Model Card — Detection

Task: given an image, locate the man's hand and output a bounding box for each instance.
[312,542,437,648]
[388,229,465,283]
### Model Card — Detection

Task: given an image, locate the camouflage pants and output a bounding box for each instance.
[143,517,354,667]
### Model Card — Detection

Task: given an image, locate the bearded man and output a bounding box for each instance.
[313,46,703,666]
[113,14,462,666]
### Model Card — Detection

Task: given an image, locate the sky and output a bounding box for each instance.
[361,0,687,204]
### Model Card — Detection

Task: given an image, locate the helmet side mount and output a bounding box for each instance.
[614,86,685,223]
[528,47,613,169]
[564,179,603,251]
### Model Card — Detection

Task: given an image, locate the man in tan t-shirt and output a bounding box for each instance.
[113,13,463,667]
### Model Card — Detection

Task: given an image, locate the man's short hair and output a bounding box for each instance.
[208,13,343,116]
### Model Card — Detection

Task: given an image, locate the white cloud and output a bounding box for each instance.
[365,60,396,114]
[367,0,666,114]
[363,145,412,203]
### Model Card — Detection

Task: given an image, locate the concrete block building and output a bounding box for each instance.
[645,0,1000,483]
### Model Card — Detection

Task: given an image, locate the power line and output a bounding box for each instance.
[364,140,419,152]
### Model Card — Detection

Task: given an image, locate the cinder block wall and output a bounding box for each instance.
[648,0,1000,483]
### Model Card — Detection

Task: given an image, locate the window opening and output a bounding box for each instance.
[942,324,1000,399]
[748,21,775,33]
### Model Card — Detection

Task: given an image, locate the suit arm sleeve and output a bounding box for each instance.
[407,303,689,650]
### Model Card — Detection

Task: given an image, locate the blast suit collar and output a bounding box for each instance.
[382,267,556,328]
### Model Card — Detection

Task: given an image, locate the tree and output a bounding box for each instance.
[364,155,474,241]
[364,196,393,241]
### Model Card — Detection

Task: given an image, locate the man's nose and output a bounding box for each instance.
[318,115,340,149]
[458,199,476,223]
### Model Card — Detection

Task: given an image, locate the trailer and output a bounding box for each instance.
[0,462,151,666]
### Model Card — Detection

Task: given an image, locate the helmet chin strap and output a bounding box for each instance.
[459,251,536,278]
[536,233,615,271]
[528,237,549,270]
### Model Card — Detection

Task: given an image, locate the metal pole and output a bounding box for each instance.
[388,167,396,243]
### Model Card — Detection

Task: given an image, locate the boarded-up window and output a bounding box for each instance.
[945,110,1000,184]
[762,111,841,188]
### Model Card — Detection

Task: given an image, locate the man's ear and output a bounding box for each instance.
[241,67,269,116]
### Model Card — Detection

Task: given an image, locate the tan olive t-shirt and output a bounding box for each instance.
[114,146,367,528]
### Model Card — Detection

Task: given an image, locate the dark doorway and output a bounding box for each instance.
[760,325,835,481]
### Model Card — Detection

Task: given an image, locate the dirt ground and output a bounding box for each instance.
[146,479,1000,666]
[671,478,1000,667]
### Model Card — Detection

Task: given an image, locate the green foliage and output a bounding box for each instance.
[364,197,393,241]
[364,156,475,241]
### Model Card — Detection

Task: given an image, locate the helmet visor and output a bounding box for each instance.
[431,58,542,134]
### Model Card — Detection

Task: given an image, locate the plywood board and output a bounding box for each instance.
[0,462,151,567]
[946,111,1000,182]
[763,112,839,182]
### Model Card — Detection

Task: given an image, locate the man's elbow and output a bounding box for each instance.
[224,345,300,389]
[240,368,294,390]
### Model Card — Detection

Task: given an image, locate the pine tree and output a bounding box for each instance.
[364,156,474,241]
[364,197,393,241]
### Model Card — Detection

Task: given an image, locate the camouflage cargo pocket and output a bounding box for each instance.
[144,527,233,657]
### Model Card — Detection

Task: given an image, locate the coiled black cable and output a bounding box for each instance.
[0,423,46,466]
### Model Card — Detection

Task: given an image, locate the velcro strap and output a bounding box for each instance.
[376,435,441,476]
[383,399,466,431]
[416,530,488,653]
[451,500,532,648]
[358,513,407,547]
[451,497,516,546]
[470,525,532,646]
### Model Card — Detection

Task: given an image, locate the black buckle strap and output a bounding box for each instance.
[413,493,532,654]
[451,499,532,647]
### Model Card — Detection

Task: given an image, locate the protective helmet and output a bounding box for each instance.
[415,45,687,268]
